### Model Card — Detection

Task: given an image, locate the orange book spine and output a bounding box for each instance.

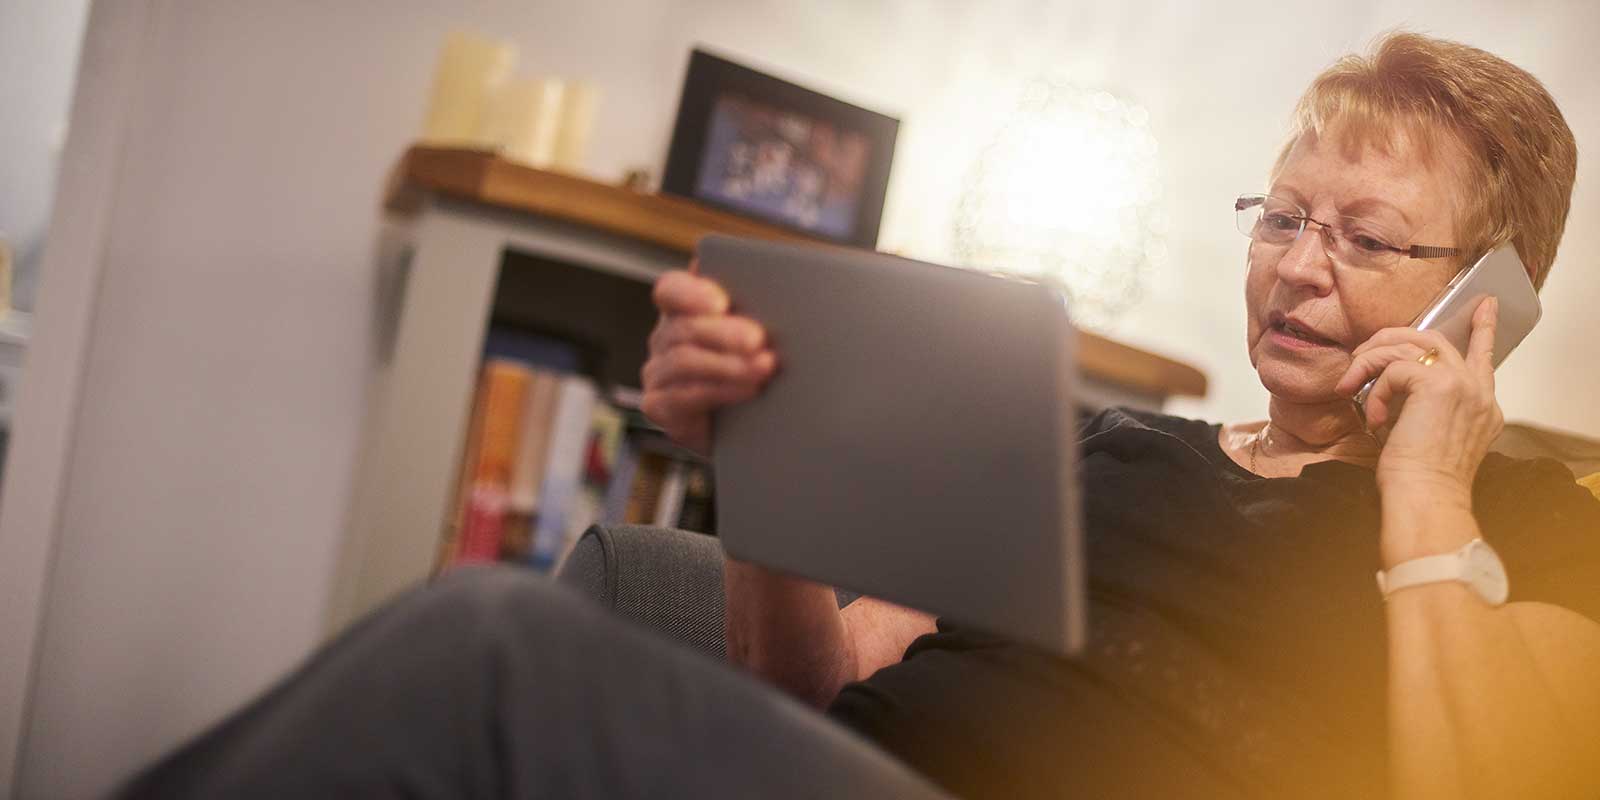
[453,359,532,564]
[437,364,493,571]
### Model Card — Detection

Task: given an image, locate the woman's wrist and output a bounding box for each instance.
[1378,481,1480,569]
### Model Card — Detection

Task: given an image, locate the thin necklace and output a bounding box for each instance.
[1249,423,1271,475]
[1251,419,1381,476]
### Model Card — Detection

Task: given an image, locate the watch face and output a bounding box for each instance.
[1465,540,1510,605]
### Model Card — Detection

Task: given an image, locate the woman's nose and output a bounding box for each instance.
[1273,223,1337,295]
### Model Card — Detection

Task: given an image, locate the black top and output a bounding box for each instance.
[827,407,1600,799]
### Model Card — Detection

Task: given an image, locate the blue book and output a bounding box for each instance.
[482,327,582,374]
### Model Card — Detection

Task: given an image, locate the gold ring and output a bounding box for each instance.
[1417,347,1440,367]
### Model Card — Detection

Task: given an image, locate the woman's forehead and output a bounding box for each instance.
[1272,130,1464,232]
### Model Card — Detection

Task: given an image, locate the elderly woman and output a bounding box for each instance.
[120,32,1596,800]
[644,32,1600,798]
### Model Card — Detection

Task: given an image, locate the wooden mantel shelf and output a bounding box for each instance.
[386,145,824,251]
[387,145,1207,400]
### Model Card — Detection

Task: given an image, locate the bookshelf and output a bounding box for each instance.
[327,145,1208,635]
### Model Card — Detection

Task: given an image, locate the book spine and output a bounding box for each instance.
[675,464,715,534]
[600,434,638,525]
[625,452,668,525]
[508,371,562,514]
[550,403,626,565]
[529,376,598,569]
[437,361,494,570]
[453,359,532,564]
[652,460,689,529]
[498,369,560,561]
[481,326,582,374]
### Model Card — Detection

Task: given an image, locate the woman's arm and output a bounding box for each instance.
[724,558,935,708]
[1382,498,1600,799]
[1341,300,1600,797]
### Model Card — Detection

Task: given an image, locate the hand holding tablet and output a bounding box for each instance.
[644,236,1086,656]
[641,266,779,456]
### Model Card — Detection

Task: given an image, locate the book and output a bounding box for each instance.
[499,368,562,561]
[528,375,598,569]
[438,334,723,567]
[437,358,496,570]
[453,359,533,564]
[482,326,583,374]
[599,434,638,525]
[675,464,715,534]
[507,370,563,513]
[544,402,626,568]
[653,459,689,529]
[624,452,669,525]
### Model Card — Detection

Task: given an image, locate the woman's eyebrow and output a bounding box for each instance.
[1341,197,1413,227]
[1265,185,1415,229]
[1269,184,1308,207]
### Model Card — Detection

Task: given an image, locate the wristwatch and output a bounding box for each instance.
[1375,538,1510,606]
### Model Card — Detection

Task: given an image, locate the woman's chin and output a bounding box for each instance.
[1255,364,1346,405]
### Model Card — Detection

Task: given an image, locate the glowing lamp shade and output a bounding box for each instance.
[954,80,1165,330]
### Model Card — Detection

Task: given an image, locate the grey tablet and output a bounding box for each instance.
[699,235,1085,656]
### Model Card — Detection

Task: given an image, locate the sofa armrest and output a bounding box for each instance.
[556,524,861,659]
[557,524,730,658]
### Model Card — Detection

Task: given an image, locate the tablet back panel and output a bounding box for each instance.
[698,236,1084,655]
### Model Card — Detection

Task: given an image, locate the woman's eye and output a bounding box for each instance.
[1262,212,1299,231]
[1350,234,1393,253]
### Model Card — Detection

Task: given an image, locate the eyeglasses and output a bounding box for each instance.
[1234,194,1458,271]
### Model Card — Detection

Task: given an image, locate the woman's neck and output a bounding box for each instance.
[1260,396,1380,470]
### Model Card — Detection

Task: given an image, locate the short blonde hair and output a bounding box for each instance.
[1273,31,1577,289]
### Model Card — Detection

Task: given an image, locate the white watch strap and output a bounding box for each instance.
[1375,552,1462,597]
[1375,538,1509,606]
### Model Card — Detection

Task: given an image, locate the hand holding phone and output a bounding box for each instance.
[1353,245,1540,410]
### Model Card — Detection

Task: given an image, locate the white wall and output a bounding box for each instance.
[0,0,89,312]
[14,0,1600,795]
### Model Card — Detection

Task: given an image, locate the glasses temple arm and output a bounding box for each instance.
[1406,245,1460,260]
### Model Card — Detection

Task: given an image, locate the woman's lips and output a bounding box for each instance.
[1266,322,1340,351]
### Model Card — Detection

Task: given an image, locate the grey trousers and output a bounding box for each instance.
[114,567,949,799]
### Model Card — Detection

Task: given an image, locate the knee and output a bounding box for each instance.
[351,566,622,680]
[421,565,581,635]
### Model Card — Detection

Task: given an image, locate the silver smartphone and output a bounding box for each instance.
[1354,245,1541,408]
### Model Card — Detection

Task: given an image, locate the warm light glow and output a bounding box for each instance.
[954,79,1165,330]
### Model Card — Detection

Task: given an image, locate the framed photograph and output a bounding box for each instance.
[662,49,899,249]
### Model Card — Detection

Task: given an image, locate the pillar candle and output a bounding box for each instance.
[420,31,517,148]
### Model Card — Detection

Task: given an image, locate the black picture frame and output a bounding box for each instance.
[661,49,899,249]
